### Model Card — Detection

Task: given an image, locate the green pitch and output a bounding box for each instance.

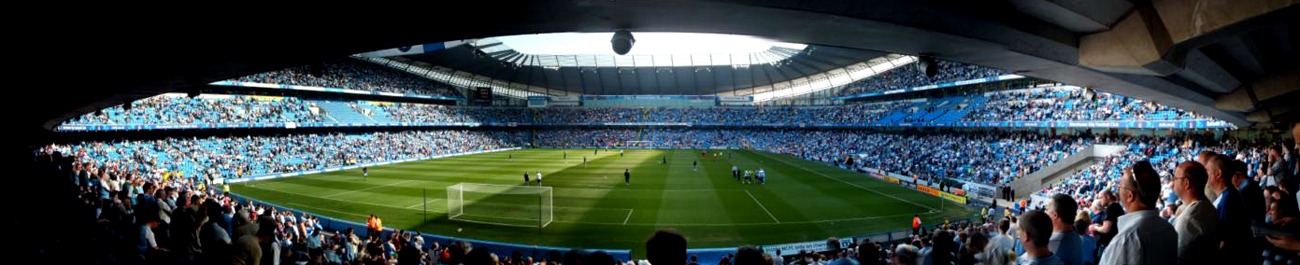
[230,149,972,253]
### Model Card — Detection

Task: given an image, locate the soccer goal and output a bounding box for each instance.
[447,183,553,228]
[625,140,653,148]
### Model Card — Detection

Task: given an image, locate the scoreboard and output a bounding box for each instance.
[473,87,493,105]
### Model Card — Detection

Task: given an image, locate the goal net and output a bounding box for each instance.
[447,183,553,228]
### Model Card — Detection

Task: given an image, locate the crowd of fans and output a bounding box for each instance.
[66,87,1221,128]
[963,87,1211,122]
[66,94,325,125]
[380,104,534,124]
[44,130,527,181]
[837,60,1008,96]
[233,58,461,97]
[527,129,1087,187]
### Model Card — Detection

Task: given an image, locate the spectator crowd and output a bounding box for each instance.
[837,60,1008,96]
[67,94,325,125]
[233,58,461,97]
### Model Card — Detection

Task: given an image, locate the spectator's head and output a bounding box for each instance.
[1018,210,1053,252]
[1173,161,1209,201]
[825,237,841,253]
[583,251,616,265]
[855,240,879,265]
[1269,145,1284,159]
[563,249,586,265]
[1073,218,1091,236]
[1098,189,1116,205]
[891,245,918,265]
[1293,122,1299,150]
[466,247,498,265]
[1196,151,1217,165]
[734,246,765,265]
[646,229,687,265]
[1229,159,1249,185]
[256,218,277,242]
[1121,160,1161,211]
[998,218,1011,234]
[1205,154,1233,191]
[1046,194,1077,231]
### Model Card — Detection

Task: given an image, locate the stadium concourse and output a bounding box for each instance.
[25,24,1300,265]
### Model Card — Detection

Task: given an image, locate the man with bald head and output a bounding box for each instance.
[1098,161,1177,265]
[1170,161,1219,263]
[1206,154,1257,264]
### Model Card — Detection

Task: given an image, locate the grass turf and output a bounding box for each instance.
[230,149,972,254]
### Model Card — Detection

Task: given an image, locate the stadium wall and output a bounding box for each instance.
[1010,144,1125,198]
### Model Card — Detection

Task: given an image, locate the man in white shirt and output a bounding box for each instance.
[1098,162,1177,265]
[536,172,543,185]
[1170,161,1219,264]
[985,218,1016,265]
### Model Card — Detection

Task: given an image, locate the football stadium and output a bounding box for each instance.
[19,2,1300,265]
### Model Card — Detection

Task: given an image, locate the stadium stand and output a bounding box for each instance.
[836,60,1008,96]
[963,87,1211,122]
[63,87,1222,128]
[67,94,325,125]
[50,130,527,180]
[232,58,462,97]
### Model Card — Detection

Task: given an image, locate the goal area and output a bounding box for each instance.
[447,183,553,228]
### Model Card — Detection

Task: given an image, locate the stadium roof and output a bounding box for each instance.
[479,32,809,67]
[21,1,1299,133]
[397,33,890,98]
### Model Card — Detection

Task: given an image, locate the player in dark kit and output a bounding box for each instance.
[524,171,530,184]
[624,169,631,186]
[363,167,368,181]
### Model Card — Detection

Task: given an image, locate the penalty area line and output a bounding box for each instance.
[744,190,780,223]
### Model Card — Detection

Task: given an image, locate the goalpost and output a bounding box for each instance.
[625,140,653,148]
[447,183,553,228]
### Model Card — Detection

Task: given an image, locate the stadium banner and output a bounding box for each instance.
[217,147,523,184]
[917,185,942,196]
[759,237,854,256]
[941,192,967,204]
[717,96,754,102]
[208,81,463,101]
